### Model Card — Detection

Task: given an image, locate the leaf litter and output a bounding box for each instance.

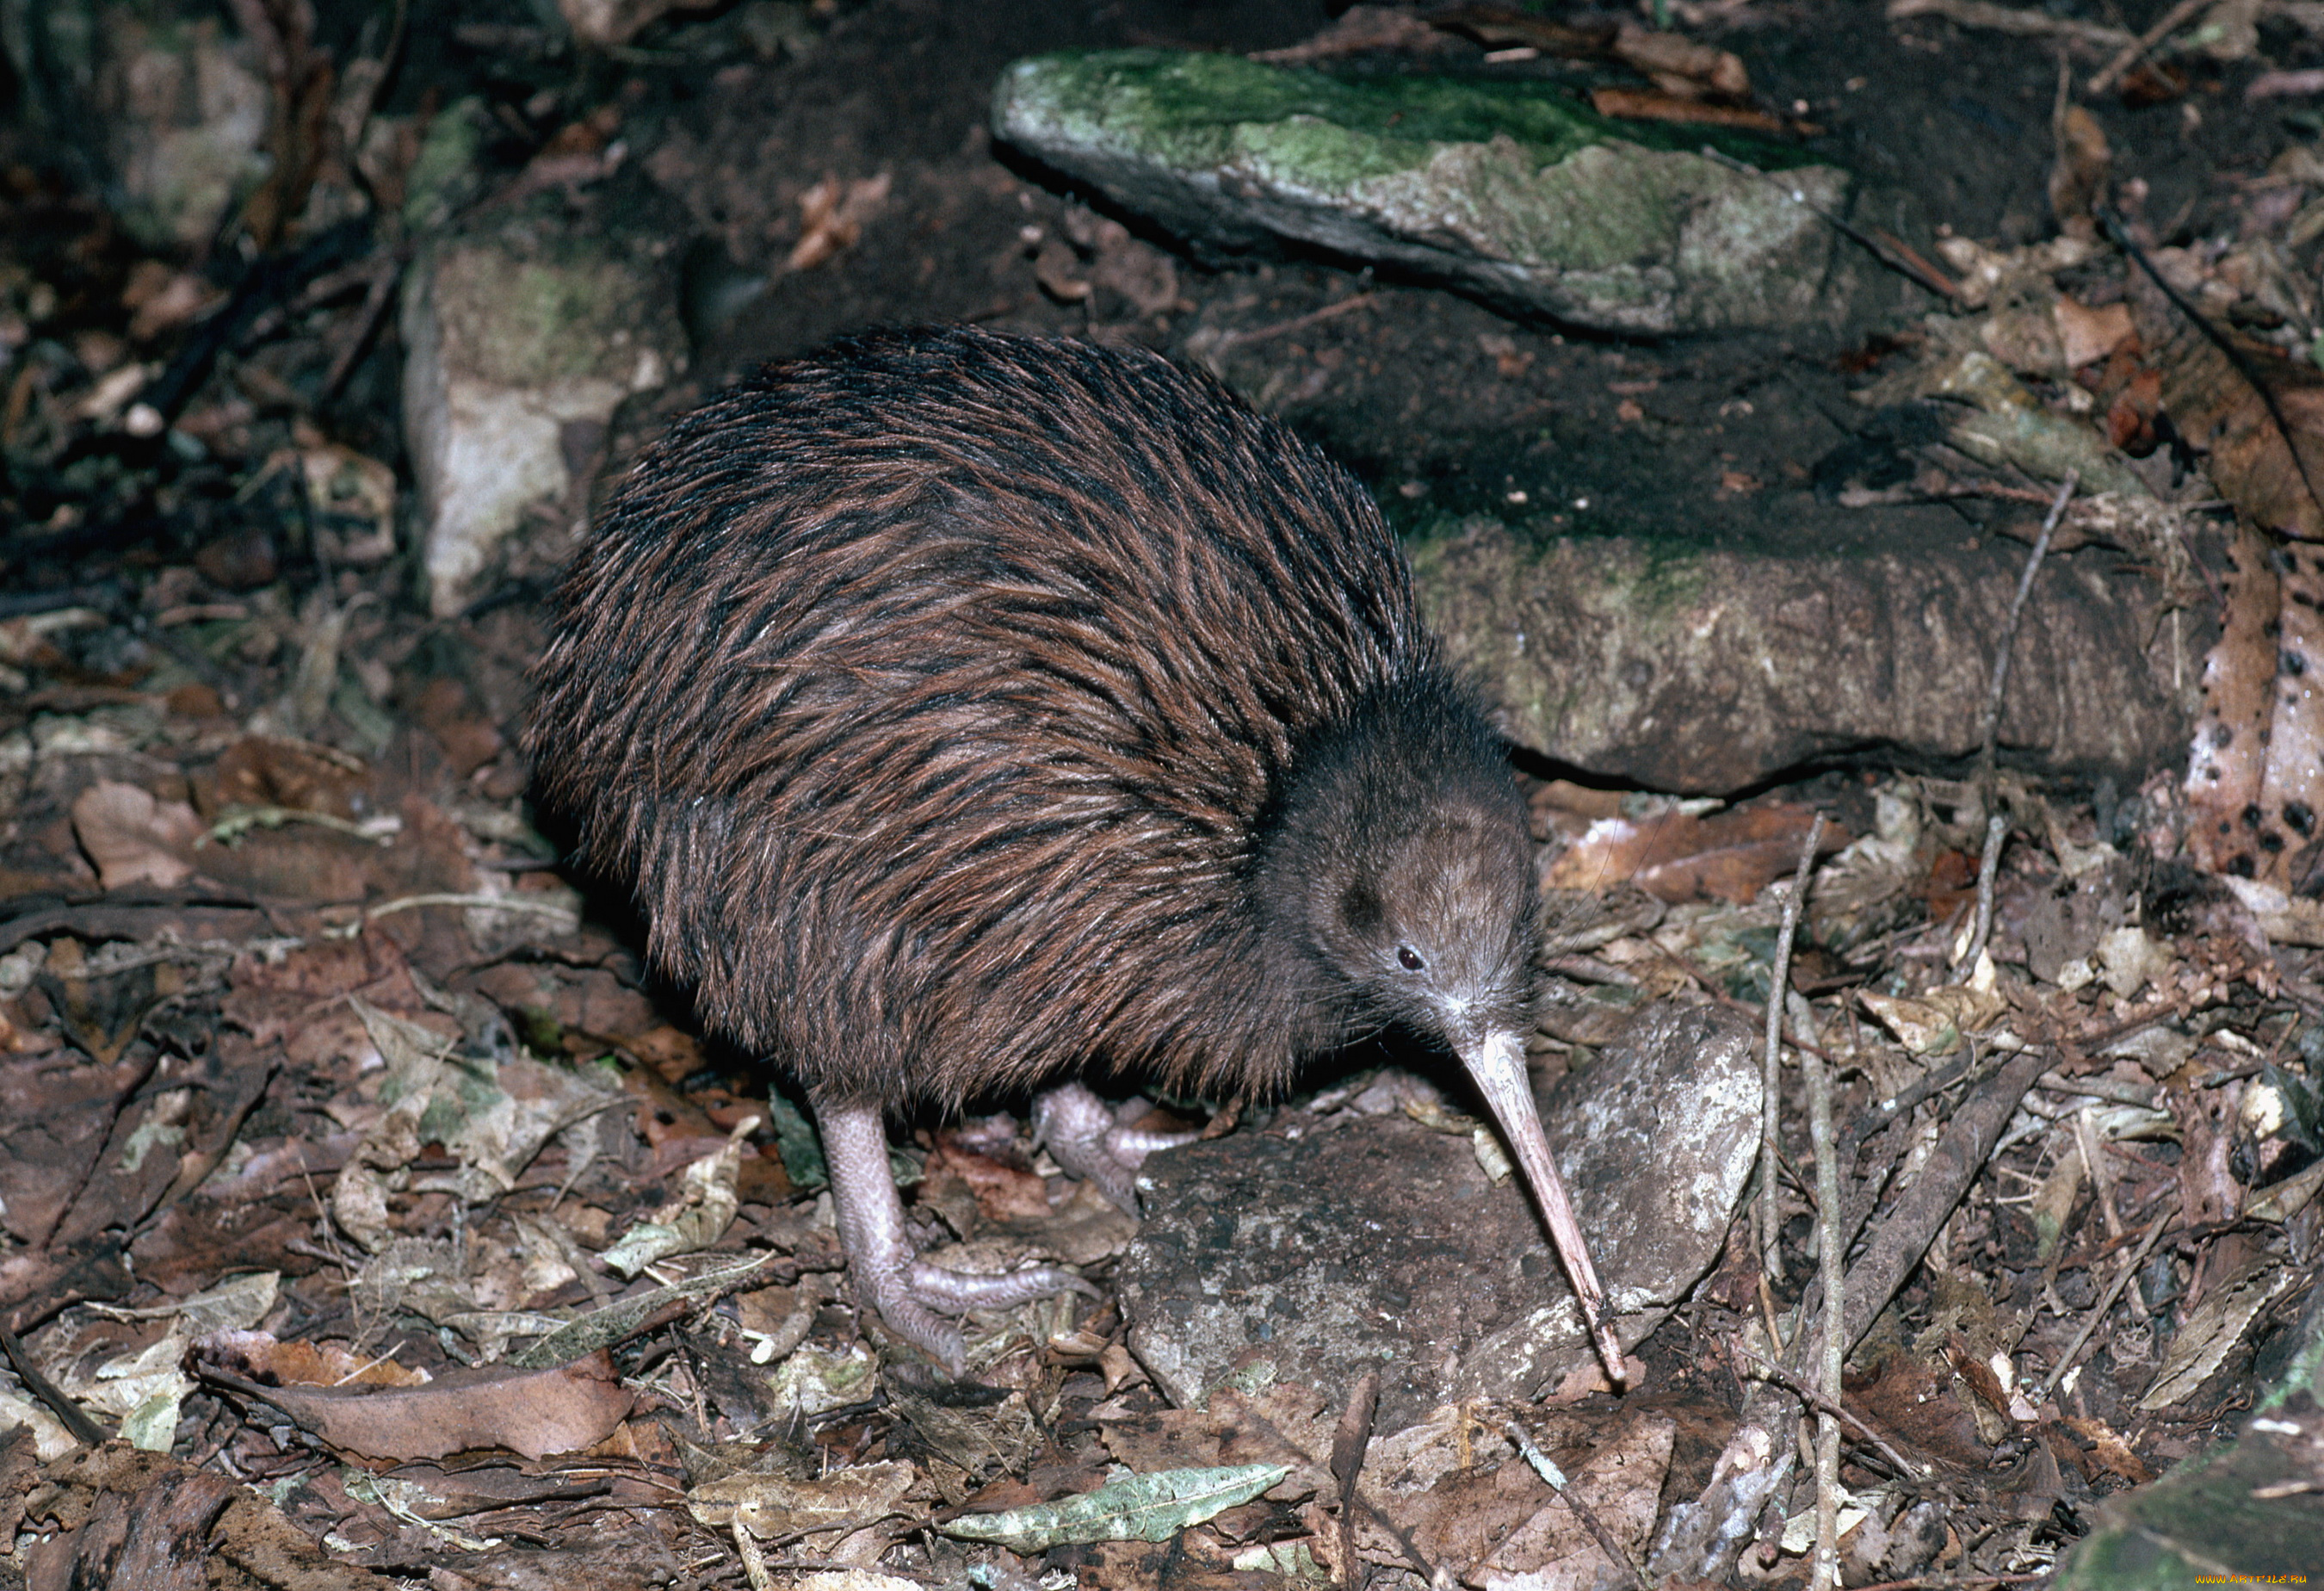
[9,0,2324,1585]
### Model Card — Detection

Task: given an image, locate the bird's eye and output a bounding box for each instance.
[1396,945,1425,971]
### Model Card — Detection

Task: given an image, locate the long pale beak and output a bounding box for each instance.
[1461,1029,1627,1387]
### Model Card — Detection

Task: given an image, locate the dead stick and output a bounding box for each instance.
[1796,820,1841,1591]
[1329,1371,1381,1590]
[2086,0,2212,95]
[1976,470,2076,797]
[1850,1576,2048,1591]
[1731,1348,1921,1479]
[1505,1421,1654,1591]
[1216,292,1379,352]
[1958,812,2007,972]
[1822,1042,2051,1359]
[2032,1198,2178,1402]
[2099,204,2324,521]
[1759,816,1825,1275]
[1652,1042,2049,1582]
[1697,146,1959,300]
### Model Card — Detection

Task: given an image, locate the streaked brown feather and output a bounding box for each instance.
[528,325,1532,1115]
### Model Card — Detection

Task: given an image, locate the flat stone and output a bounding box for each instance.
[1117,1001,1758,1426]
[1409,515,2196,792]
[993,50,1917,336]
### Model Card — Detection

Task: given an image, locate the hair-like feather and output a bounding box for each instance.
[528,325,1535,1114]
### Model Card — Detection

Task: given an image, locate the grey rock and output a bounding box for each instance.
[1118,1001,1758,1425]
[993,50,1917,336]
[1409,514,2196,792]
[401,212,686,616]
[3,0,269,249]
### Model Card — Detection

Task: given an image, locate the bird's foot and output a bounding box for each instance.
[822,1097,1096,1377]
[1032,1080,1201,1216]
[856,1250,1099,1374]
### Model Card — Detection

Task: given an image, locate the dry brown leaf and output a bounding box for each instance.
[197,1329,430,1388]
[789,173,893,272]
[1611,24,1750,98]
[2062,1414,2154,1483]
[1478,1410,1675,1589]
[1251,5,1457,62]
[687,1459,917,1541]
[2054,296,2133,369]
[2135,271,2324,541]
[925,1135,1053,1223]
[1845,1352,1990,1467]
[2185,519,2281,877]
[25,1446,396,1590]
[71,781,202,890]
[198,1341,634,1461]
[2049,103,2111,234]
[121,261,226,343]
[193,736,370,820]
[1543,802,1845,904]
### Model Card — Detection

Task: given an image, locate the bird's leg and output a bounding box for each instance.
[818,1099,1097,1377]
[1032,1080,1201,1216]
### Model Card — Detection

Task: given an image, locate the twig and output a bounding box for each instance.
[1977,470,2076,796]
[1798,821,1842,1591]
[1697,147,1959,300]
[2033,1197,2179,1402]
[1759,816,1825,1275]
[1731,1348,1922,1478]
[1846,1052,1975,1146]
[1824,1042,2050,1355]
[1959,813,2008,972]
[321,251,406,403]
[362,892,582,927]
[1505,1421,1654,1591]
[1212,292,1379,353]
[1849,1576,2048,1591]
[1329,1371,1381,1590]
[1888,0,2134,50]
[2086,0,2213,94]
[1651,1042,2050,1583]
[0,1320,107,1446]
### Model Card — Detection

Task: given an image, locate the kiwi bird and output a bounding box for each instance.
[528,325,1618,1378]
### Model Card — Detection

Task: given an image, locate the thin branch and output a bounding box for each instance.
[1959,813,2008,972]
[1799,815,1842,1591]
[1731,1348,1922,1478]
[2086,0,2214,95]
[1977,470,2076,796]
[2033,1198,2179,1402]
[1760,816,1825,1275]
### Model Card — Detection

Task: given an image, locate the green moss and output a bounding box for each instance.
[1006,50,1812,174]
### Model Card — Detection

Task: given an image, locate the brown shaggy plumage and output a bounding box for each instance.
[528,325,1536,1116]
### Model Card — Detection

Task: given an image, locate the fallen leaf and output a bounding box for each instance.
[1858,986,2006,1056]
[688,1459,916,1541]
[197,1342,634,1461]
[1544,802,1845,904]
[938,1464,1290,1553]
[2062,1414,2153,1483]
[2053,296,2133,369]
[2138,1256,2293,1410]
[2134,269,2324,540]
[2048,103,2111,234]
[71,781,201,889]
[789,173,893,272]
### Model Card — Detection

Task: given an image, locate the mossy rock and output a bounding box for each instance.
[994,49,1920,335]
